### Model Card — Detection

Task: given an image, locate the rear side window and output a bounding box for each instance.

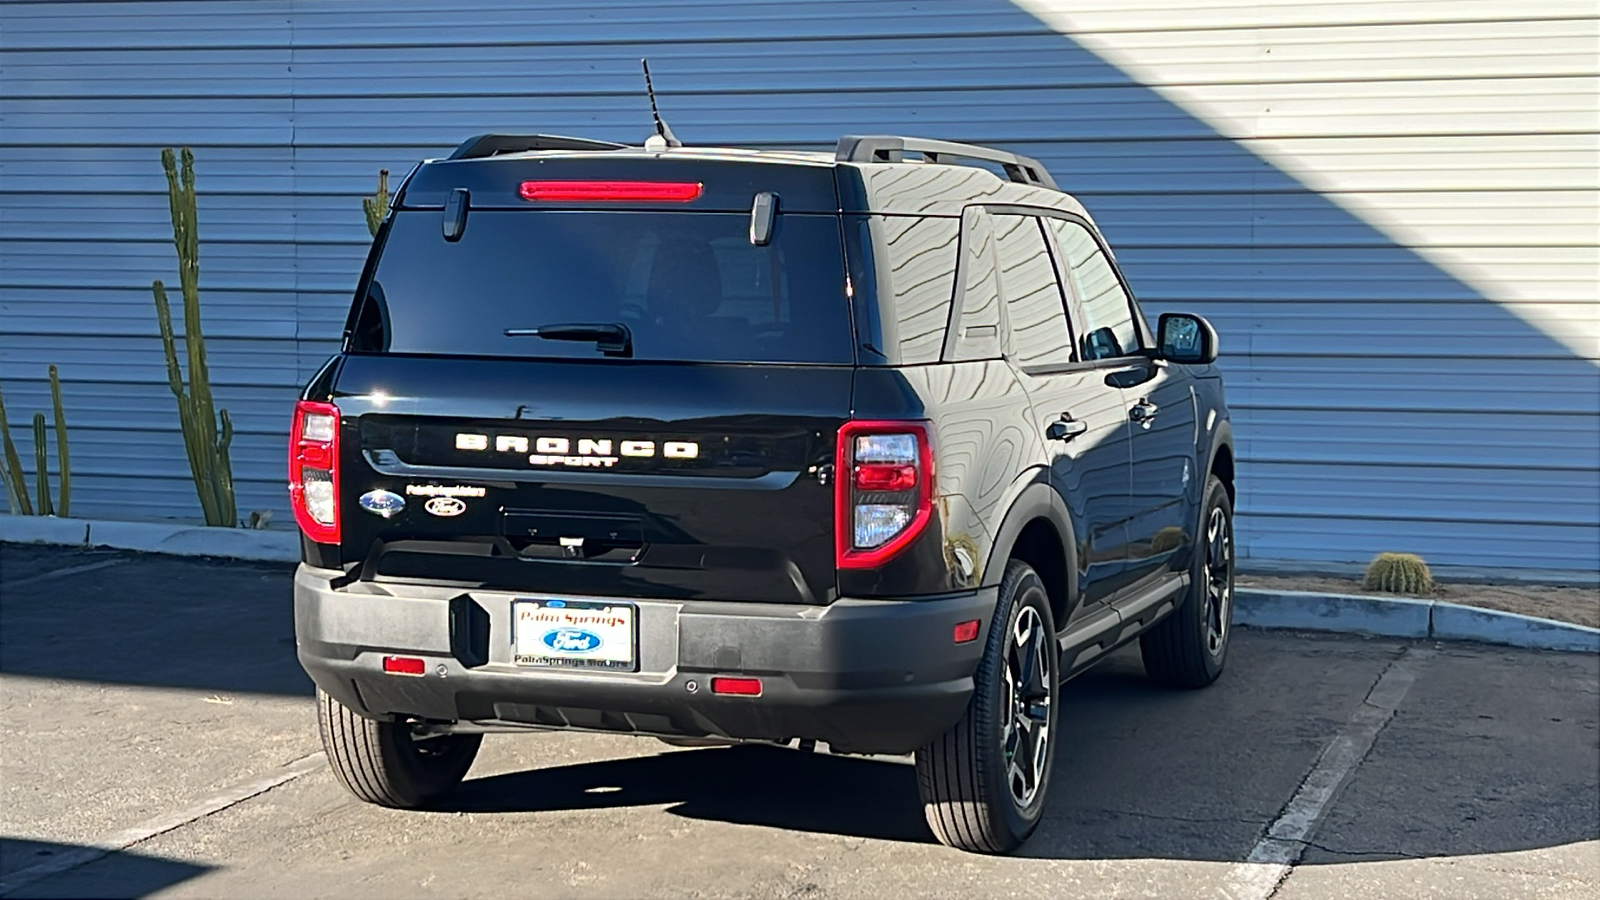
[876,216,959,365]
[992,214,1074,368]
[946,207,1002,361]
[349,210,854,364]
[1047,219,1142,362]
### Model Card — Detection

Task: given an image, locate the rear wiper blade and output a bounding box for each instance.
[505,323,633,358]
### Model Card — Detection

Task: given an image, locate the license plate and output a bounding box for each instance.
[513,599,636,671]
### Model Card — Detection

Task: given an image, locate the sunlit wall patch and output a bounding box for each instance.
[424,496,467,517]
[358,489,406,518]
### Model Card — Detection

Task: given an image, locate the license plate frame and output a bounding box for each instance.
[512,599,638,672]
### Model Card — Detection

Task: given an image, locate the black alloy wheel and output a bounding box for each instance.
[1000,603,1053,809]
[1200,503,1234,657]
[1140,475,1234,688]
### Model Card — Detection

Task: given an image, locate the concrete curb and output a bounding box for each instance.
[0,514,298,563]
[1237,589,1599,654]
[3,515,1594,653]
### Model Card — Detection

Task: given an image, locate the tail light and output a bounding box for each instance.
[836,420,934,569]
[289,400,340,544]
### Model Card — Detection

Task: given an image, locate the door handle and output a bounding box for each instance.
[1047,414,1090,442]
[1129,399,1159,424]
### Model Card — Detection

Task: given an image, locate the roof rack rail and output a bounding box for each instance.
[447,133,629,160]
[834,135,1058,190]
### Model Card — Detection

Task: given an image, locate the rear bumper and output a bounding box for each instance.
[294,565,997,754]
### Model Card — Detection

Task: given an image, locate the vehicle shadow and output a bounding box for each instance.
[447,742,933,843]
[0,836,212,899]
[439,656,1228,852]
[438,637,1600,864]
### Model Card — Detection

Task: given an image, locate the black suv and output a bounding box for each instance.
[291,133,1235,854]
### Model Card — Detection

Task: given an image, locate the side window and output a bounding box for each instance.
[946,207,1001,361]
[992,214,1073,368]
[878,216,959,364]
[1047,219,1141,362]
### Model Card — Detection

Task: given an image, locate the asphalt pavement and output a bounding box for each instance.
[1,542,1595,899]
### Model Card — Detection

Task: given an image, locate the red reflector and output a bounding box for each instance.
[853,463,918,492]
[519,180,704,202]
[710,677,762,696]
[382,656,426,676]
[953,620,980,644]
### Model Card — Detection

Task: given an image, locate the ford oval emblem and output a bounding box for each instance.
[541,628,603,654]
[358,489,406,518]
[424,496,467,517]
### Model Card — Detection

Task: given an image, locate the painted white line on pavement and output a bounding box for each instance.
[1221,647,1432,900]
[0,558,126,591]
[0,752,326,896]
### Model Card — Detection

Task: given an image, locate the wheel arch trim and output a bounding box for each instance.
[981,472,1080,630]
[1205,421,1235,501]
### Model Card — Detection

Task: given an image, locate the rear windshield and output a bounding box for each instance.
[348,210,854,364]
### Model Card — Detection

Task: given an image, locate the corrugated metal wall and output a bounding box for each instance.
[2,0,1596,574]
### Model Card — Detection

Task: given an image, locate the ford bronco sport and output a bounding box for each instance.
[292,132,1235,854]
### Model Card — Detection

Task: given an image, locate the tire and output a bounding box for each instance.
[1140,475,1235,688]
[317,687,482,808]
[916,560,1059,853]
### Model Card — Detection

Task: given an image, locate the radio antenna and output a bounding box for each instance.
[641,58,681,150]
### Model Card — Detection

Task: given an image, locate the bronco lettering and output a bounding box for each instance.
[455,432,698,468]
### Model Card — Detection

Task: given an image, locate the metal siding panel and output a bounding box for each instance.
[1024,1,1600,31]
[1018,0,1600,362]
[1012,0,1598,571]
[0,2,294,524]
[1,0,1595,575]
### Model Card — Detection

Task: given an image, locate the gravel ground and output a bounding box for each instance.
[1238,573,1600,629]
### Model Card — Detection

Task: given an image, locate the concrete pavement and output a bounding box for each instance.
[1,543,1595,899]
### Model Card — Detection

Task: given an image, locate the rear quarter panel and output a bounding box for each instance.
[1191,365,1231,470]
[846,362,1042,597]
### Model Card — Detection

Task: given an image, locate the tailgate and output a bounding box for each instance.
[332,355,850,604]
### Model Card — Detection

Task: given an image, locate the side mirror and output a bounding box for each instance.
[1157,313,1218,364]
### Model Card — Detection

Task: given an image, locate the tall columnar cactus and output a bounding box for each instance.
[363,169,391,237]
[0,367,71,516]
[31,414,53,517]
[0,381,30,515]
[1363,552,1435,595]
[152,147,236,527]
[50,365,70,517]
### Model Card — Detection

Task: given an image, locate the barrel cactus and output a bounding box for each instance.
[1363,552,1434,595]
